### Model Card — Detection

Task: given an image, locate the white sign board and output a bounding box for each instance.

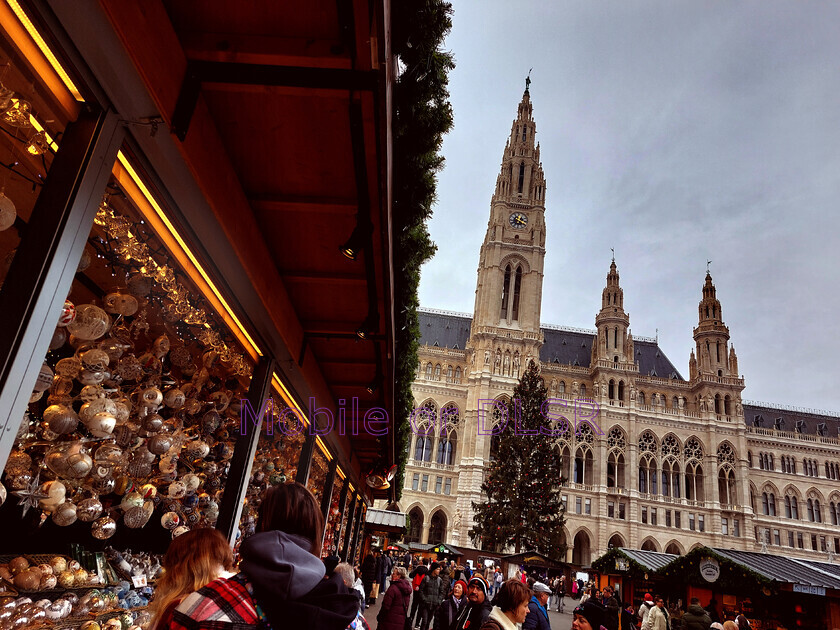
[699,558,720,583]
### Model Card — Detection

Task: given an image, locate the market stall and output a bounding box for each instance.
[590,547,676,609]
[659,546,840,629]
[500,551,568,582]
[0,0,404,627]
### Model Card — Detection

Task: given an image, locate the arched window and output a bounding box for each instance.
[434,364,441,380]
[607,451,625,488]
[807,499,816,522]
[815,499,822,523]
[406,507,423,543]
[832,501,838,526]
[714,394,721,415]
[428,511,447,544]
[638,392,646,406]
[724,395,731,415]
[500,265,511,319]
[618,381,625,401]
[762,492,769,515]
[425,363,432,379]
[437,430,457,465]
[579,384,586,397]
[748,452,753,468]
[512,266,522,320]
[558,381,566,394]
[608,380,615,400]
[454,367,461,384]
[518,162,525,193]
[446,365,453,383]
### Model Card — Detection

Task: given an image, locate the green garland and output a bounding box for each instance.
[390,0,454,498]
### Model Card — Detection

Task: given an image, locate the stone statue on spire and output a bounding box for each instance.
[525,68,532,92]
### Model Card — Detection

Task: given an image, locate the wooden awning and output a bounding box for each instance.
[90,0,396,493]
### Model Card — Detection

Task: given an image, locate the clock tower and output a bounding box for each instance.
[470,81,546,348]
[453,81,547,545]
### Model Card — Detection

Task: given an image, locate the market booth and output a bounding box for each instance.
[659,547,840,630]
[590,547,676,608]
[501,550,567,581]
[0,0,404,627]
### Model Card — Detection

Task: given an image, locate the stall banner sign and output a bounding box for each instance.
[793,584,825,596]
[524,555,543,564]
[615,559,628,572]
[699,557,720,583]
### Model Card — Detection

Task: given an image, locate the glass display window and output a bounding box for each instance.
[0,30,76,290]
[0,159,256,554]
[307,441,329,504]
[322,473,345,558]
[238,388,306,540]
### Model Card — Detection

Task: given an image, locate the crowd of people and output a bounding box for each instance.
[136,482,754,630]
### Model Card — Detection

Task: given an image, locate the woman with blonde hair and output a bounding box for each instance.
[150,527,234,629]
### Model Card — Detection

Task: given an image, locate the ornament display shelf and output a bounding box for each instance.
[51,604,148,630]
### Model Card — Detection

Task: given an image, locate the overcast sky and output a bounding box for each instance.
[417,1,840,414]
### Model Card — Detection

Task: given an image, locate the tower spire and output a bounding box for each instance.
[692,271,732,377]
[593,259,632,365]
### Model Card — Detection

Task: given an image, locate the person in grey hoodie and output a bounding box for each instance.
[170,482,358,630]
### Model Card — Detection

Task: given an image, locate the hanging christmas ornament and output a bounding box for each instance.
[86,411,116,438]
[75,497,103,522]
[0,191,15,232]
[80,348,110,372]
[91,516,117,540]
[38,480,66,512]
[125,271,152,296]
[103,290,139,317]
[51,500,77,526]
[43,404,78,434]
[1,98,32,127]
[0,481,5,507]
[26,129,49,155]
[66,304,111,340]
[49,326,67,350]
[11,470,48,517]
[123,505,150,529]
[33,363,54,392]
[57,300,76,327]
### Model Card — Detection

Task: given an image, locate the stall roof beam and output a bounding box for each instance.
[172,60,378,140]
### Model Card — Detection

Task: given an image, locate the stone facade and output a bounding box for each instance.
[400,86,840,564]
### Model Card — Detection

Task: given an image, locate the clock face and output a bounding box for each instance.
[509,212,528,229]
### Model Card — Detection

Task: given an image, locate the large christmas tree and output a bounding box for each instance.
[469,360,567,559]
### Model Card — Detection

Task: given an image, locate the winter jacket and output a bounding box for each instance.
[522,596,551,630]
[454,597,493,630]
[434,595,466,630]
[639,601,655,628]
[681,605,711,630]
[603,596,620,630]
[377,578,412,630]
[646,605,669,630]
[418,574,448,608]
[169,531,358,630]
[480,606,517,630]
[362,555,378,584]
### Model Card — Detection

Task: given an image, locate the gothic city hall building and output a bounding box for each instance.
[401,86,840,565]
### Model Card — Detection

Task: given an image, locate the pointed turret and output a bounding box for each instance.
[594,260,632,365]
[689,349,698,380]
[492,86,546,205]
[692,272,732,377]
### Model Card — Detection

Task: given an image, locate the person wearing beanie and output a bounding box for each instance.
[418,562,447,630]
[573,599,606,630]
[435,579,468,630]
[454,576,493,630]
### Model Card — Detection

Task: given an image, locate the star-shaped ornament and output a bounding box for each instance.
[12,470,48,517]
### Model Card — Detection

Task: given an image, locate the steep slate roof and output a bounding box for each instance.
[743,402,840,439]
[417,309,684,380]
[418,309,472,349]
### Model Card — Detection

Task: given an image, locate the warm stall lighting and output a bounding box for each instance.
[271,373,310,429]
[316,437,333,462]
[114,151,262,361]
[1,0,83,112]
